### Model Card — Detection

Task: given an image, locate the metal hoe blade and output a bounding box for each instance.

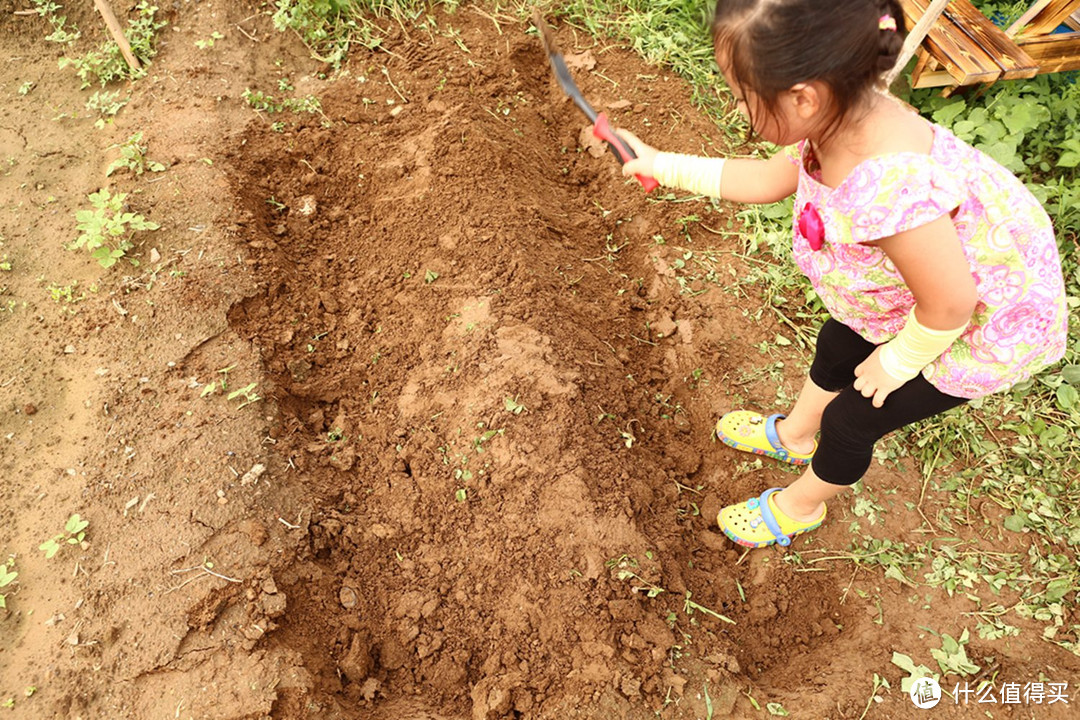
[533,10,598,122]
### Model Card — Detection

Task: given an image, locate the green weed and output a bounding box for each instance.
[46,282,84,305]
[86,90,130,129]
[107,132,166,176]
[195,31,224,49]
[201,365,263,408]
[59,1,164,87]
[927,628,981,678]
[227,382,262,408]
[70,188,159,268]
[857,674,891,720]
[39,514,89,559]
[242,88,325,118]
[683,590,735,624]
[891,651,939,694]
[32,0,81,46]
[271,0,439,68]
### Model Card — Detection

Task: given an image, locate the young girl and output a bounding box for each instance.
[619,0,1068,548]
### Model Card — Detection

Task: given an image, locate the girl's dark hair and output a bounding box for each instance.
[713,0,906,138]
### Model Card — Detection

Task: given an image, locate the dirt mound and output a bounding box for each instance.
[225,15,851,719]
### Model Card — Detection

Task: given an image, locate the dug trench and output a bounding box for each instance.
[224,14,917,720]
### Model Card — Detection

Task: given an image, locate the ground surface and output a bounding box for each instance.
[0,2,1076,719]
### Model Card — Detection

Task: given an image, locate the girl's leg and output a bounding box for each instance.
[772,465,844,522]
[774,374,968,523]
[774,378,837,456]
[774,319,878,455]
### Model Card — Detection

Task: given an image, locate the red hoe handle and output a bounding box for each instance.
[592,113,660,193]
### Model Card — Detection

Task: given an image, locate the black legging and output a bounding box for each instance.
[809,319,968,486]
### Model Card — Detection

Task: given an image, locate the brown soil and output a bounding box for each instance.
[1,3,1076,719]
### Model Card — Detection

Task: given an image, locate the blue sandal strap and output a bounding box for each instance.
[764,414,788,458]
[756,488,792,547]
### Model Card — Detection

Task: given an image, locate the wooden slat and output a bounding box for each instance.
[1007,0,1080,38]
[889,0,951,85]
[912,66,960,88]
[908,48,958,88]
[945,0,1040,78]
[1017,30,1080,72]
[1066,9,1080,29]
[900,0,1003,85]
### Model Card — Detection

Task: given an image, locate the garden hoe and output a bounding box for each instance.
[533,9,659,192]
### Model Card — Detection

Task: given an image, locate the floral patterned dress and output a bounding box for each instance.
[787,122,1067,399]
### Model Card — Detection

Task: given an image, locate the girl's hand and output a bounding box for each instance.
[853,347,908,408]
[614,129,659,179]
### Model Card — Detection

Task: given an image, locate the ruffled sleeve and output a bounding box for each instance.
[827,155,965,244]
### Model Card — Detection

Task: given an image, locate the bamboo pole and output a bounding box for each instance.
[93,0,142,73]
[887,0,952,86]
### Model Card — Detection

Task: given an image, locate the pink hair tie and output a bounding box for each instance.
[879,14,898,31]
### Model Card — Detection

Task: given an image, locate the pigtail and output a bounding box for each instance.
[875,0,906,74]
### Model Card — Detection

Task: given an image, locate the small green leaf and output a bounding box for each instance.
[227,382,258,401]
[455,488,467,503]
[932,100,966,126]
[1061,365,1080,385]
[1057,151,1080,168]
[1045,578,1073,603]
[892,651,938,693]
[39,538,61,559]
[1056,384,1078,410]
[1003,514,1026,532]
[892,652,917,674]
[66,514,89,534]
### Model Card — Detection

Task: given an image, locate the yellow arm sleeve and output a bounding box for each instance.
[878,307,968,382]
[652,152,726,199]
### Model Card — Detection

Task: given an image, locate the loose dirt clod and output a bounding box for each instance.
[339,586,358,610]
[240,463,266,485]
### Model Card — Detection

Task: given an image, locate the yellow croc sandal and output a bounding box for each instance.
[718,488,826,548]
[716,411,815,466]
